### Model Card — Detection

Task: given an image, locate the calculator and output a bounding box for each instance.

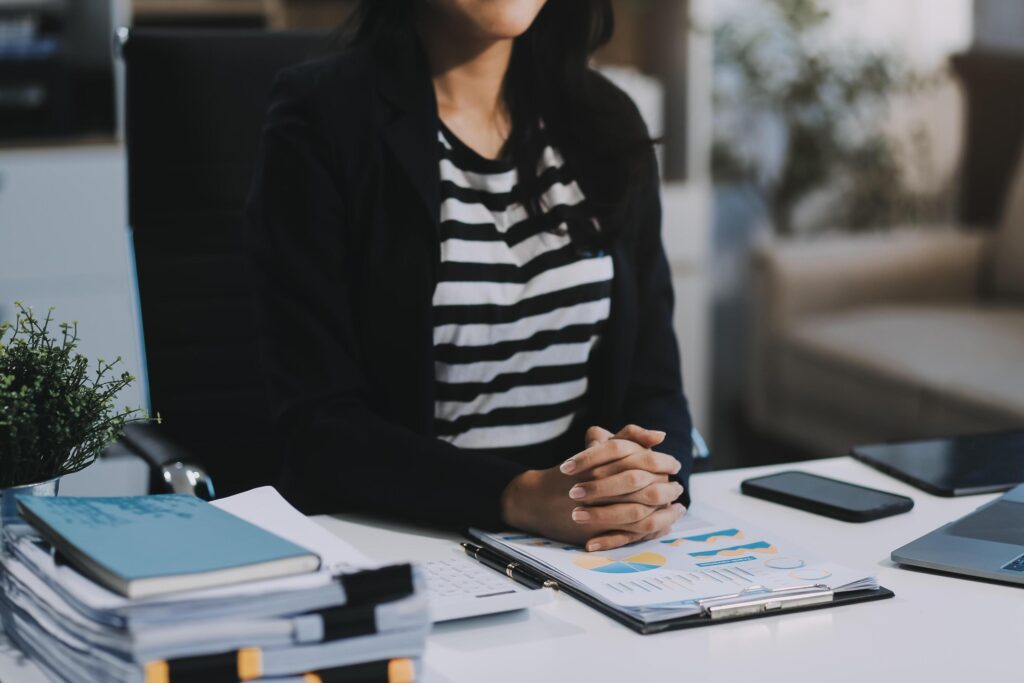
[424,553,550,622]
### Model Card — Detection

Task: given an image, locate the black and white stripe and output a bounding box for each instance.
[433,124,614,450]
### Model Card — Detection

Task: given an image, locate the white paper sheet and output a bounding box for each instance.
[212,487,377,574]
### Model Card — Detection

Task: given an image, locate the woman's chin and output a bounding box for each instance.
[441,0,549,42]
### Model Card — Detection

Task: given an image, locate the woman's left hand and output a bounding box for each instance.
[560,424,687,550]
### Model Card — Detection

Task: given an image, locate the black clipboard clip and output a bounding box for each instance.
[698,584,834,620]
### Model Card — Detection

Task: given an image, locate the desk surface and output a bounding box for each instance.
[322,457,1021,682]
[2,457,1021,682]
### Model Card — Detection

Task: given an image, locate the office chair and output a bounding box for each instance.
[119,29,327,498]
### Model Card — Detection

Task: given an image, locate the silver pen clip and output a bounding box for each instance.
[698,584,834,620]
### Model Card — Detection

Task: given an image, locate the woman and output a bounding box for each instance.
[247,0,694,552]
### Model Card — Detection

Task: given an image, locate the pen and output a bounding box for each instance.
[460,542,546,590]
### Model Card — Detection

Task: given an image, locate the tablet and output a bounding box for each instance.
[851,430,1024,496]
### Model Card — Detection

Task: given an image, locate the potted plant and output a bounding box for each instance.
[0,303,143,525]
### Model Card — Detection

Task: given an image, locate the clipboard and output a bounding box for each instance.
[463,533,894,635]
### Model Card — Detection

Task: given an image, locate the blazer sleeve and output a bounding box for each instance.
[246,70,526,528]
[621,151,695,503]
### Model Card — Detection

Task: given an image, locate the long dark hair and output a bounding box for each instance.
[343,0,655,247]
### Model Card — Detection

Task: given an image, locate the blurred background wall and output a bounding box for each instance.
[1,0,1020,468]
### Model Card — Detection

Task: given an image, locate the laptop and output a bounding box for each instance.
[891,484,1024,585]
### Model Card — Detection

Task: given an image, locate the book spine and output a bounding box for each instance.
[144,647,262,682]
[316,602,377,640]
[339,565,414,606]
[306,658,416,683]
[144,653,416,683]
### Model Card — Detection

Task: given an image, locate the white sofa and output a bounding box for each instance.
[746,152,1024,455]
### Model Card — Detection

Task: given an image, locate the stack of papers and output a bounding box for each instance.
[0,488,429,683]
[471,504,879,625]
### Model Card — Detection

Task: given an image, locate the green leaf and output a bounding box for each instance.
[0,303,150,487]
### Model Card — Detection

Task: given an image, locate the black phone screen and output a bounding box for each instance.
[745,472,907,512]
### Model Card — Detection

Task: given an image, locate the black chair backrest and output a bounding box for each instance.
[122,30,327,496]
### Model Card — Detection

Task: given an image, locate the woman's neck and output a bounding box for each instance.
[417,14,514,160]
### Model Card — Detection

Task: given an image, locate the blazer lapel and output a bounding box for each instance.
[367,30,441,434]
[373,30,441,233]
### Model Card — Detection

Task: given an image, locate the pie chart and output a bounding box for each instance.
[790,567,831,581]
[572,551,666,574]
[765,557,805,570]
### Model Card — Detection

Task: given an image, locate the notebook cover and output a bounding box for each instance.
[17,495,318,584]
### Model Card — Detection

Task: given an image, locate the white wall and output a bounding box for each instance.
[600,2,715,436]
[0,146,146,413]
[663,182,711,436]
[667,0,714,436]
[669,0,714,436]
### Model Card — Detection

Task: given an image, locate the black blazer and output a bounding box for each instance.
[246,33,694,529]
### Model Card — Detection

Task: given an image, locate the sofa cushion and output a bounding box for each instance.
[780,305,1024,448]
[995,146,1024,297]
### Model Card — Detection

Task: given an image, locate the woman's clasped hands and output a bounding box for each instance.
[501,425,686,552]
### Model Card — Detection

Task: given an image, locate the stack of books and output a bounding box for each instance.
[0,487,429,683]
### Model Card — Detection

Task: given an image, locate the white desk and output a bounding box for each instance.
[2,457,1021,682]
[321,457,1022,682]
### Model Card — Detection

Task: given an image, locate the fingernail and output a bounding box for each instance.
[586,541,602,552]
[569,485,586,499]
[559,458,577,474]
[673,462,682,474]
[674,503,686,513]
[572,508,590,522]
[651,430,666,438]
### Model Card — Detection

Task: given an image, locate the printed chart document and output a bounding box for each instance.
[470,505,878,625]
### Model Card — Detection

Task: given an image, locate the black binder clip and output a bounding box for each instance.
[697,584,834,620]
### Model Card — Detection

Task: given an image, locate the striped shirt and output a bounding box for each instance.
[432,123,614,451]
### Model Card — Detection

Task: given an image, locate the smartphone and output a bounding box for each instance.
[741,471,914,522]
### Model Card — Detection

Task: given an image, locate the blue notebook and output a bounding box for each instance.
[17,495,321,599]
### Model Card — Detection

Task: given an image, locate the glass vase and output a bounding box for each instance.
[0,477,61,531]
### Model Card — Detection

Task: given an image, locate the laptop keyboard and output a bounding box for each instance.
[1003,553,1024,572]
